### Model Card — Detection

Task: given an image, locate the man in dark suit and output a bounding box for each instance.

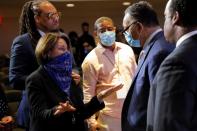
[147,0,197,131]
[9,1,61,130]
[121,1,175,131]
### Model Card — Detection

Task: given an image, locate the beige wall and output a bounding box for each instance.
[0,0,166,55]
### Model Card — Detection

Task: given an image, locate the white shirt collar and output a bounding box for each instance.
[38,29,45,36]
[176,30,197,47]
[143,28,162,48]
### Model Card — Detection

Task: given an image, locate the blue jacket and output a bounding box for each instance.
[121,31,175,131]
[9,33,39,127]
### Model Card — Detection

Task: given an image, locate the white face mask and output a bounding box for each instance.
[99,31,116,46]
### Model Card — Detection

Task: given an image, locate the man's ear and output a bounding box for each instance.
[138,22,143,31]
[34,15,39,24]
[93,30,99,45]
[172,11,180,25]
[135,22,144,36]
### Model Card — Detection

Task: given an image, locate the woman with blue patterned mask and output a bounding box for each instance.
[26,33,123,131]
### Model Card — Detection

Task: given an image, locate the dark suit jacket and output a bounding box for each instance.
[9,33,39,127]
[147,34,197,131]
[122,31,175,131]
[9,33,38,90]
[26,66,105,131]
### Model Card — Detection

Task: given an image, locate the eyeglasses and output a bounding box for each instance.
[42,12,61,20]
[122,21,138,34]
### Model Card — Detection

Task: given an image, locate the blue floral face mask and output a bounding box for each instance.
[123,31,141,47]
[46,52,72,73]
[44,52,72,95]
[99,31,116,46]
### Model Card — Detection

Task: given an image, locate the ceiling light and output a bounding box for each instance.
[122,2,131,6]
[66,3,75,7]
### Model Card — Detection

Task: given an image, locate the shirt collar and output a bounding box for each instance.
[143,28,162,49]
[97,42,121,54]
[176,30,197,47]
[38,29,45,37]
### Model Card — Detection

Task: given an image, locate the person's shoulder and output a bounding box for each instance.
[81,48,99,68]
[152,33,175,52]
[12,33,31,45]
[13,33,30,41]
[148,40,174,63]
[27,66,43,81]
[83,49,96,61]
[116,42,134,51]
[153,31,170,46]
[26,67,48,91]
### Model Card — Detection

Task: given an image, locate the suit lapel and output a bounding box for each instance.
[132,42,153,83]
[122,42,153,116]
[123,32,163,116]
[132,32,163,84]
